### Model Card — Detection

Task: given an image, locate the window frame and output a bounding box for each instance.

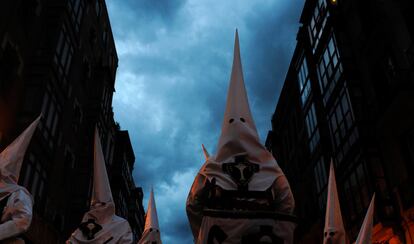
[328,84,358,163]
[68,0,85,33]
[317,34,343,104]
[305,103,320,153]
[53,25,74,83]
[297,56,312,106]
[308,0,330,52]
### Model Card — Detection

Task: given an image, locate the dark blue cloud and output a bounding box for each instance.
[106,0,304,243]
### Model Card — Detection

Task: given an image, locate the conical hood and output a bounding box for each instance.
[199,30,284,192]
[138,187,162,244]
[323,160,346,244]
[0,115,41,182]
[222,29,258,134]
[68,129,133,242]
[144,187,160,231]
[202,144,210,160]
[355,194,375,244]
[91,128,113,205]
[215,30,260,162]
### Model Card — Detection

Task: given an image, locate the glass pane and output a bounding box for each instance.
[324,50,330,67]
[341,92,350,114]
[328,38,335,55]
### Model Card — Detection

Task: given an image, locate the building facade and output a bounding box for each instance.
[0,0,144,243]
[266,0,414,243]
[109,130,146,242]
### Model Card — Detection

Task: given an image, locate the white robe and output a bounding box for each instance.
[186,169,295,244]
[0,187,33,243]
[67,204,133,244]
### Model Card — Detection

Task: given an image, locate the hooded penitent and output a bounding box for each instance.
[198,30,284,192]
[137,188,162,244]
[323,161,347,244]
[355,194,375,244]
[67,129,132,244]
[186,30,295,244]
[0,115,40,240]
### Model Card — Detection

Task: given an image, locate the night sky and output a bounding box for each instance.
[105,0,304,243]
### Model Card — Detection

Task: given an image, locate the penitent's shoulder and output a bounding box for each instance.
[9,188,33,205]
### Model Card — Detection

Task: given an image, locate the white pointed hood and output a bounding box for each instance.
[199,30,283,191]
[323,161,347,244]
[69,129,133,243]
[0,115,41,183]
[202,144,210,160]
[0,115,40,201]
[85,128,116,224]
[355,194,375,244]
[138,188,162,244]
[91,128,113,206]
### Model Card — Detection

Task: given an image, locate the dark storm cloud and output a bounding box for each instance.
[242,0,303,140]
[106,1,304,243]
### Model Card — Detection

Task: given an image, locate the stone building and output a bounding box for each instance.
[0,0,144,242]
[266,0,414,242]
[109,130,146,242]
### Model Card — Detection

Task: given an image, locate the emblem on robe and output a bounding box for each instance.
[241,225,284,244]
[222,155,259,191]
[79,218,103,240]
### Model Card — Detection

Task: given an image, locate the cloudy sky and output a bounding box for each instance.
[106,0,304,243]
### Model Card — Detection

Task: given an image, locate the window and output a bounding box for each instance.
[101,84,113,118]
[40,85,61,149]
[309,0,329,51]
[22,0,42,18]
[102,27,108,47]
[105,135,114,165]
[305,103,320,153]
[109,52,116,72]
[328,85,358,163]
[343,161,371,221]
[82,57,92,84]
[54,25,74,81]
[68,0,84,32]
[298,57,311,106]
[317,35,343,103]
[22,153,47,210]
[95,0,101,16]
[314,157,328,210]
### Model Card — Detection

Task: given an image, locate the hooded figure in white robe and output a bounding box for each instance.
[186,30,295,244]
[67,129,133,244]
[137,188,162,244]
[354,194,375,244]
[323,161,348,244]
[0,115,41,243]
